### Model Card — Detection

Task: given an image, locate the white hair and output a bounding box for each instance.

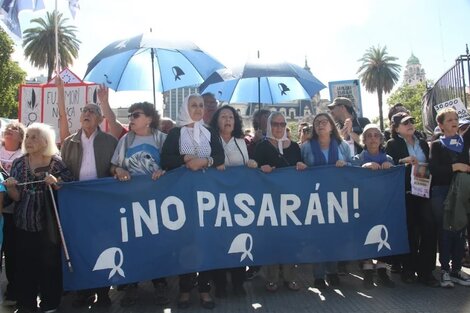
[23,123,58,157]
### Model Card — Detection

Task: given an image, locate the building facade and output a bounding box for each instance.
[403,54,426,86]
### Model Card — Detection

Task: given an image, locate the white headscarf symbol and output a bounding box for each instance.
[177,94,211,144]
[266,112,289,155]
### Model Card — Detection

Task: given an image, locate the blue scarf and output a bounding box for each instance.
[440,135,464,153]
[363,150,388,165]
[310,138,339,166]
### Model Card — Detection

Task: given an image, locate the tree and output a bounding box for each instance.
[0,29,26,118]
[22,10,80,81]
[357,45,401,131]
[387,82,428,131]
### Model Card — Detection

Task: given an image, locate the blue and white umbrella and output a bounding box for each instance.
[84,33,225,103]
[199,60,326,106]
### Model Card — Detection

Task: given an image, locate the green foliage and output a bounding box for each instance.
[0,29,26,118]
[387,82,428,131]
[357,45,401,131]
[288,121,300,142]
[23,10,80,81]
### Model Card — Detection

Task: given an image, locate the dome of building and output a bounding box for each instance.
[407,53,420,65]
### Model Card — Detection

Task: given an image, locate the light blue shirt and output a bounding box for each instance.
[403,135,427,163]
[301,140,352,167]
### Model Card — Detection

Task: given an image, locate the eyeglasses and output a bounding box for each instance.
[128,112,145,120]
[401,119,415,126]
[80,107,99,114]
[365,132,381,139]
[271,122,287,128]
[314,119,329,127]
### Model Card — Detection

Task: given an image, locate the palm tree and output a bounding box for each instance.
[23,10,80,81]
[357,45,401,130]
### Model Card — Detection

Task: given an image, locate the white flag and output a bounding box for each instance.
[68,0,79,18]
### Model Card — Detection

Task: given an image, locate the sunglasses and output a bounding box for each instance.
[271,122,287,128]
[401,119,415,126]
[128,112,145,120]
[365,132,381,139]
[80,107,99,114]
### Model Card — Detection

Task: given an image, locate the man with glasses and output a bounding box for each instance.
[328,97,370,157]
[202,92,219,126]
[60,103,118,309]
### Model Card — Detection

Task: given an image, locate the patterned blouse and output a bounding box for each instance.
[10,154,73,232]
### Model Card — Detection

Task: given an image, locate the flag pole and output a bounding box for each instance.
[54,0,60,75]
[149,28,156,109]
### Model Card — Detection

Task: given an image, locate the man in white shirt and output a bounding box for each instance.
[60,104,118,309]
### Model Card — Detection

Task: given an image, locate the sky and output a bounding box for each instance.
[10,0,470,119]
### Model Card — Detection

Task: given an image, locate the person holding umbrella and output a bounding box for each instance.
[161,93,224,310]
[3,123,73,313]
[254,111,307,292]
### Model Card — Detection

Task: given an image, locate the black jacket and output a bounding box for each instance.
[429,137,470,186]
[385,135,429,191]
[161,126,224,171]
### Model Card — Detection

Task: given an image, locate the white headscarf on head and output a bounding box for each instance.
[177,94,211,144]
[266,112,289,155]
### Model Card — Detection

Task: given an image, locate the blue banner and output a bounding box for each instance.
[58,165,408,290]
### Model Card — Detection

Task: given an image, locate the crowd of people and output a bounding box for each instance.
[0,83,470,312]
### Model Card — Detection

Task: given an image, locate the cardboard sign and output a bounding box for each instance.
[328,80,363,117]
[434,98,470,119]
[19,68,106,142]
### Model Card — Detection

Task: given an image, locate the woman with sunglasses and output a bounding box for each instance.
[161,94,224,310]
[110,102,169,307]
[385,112,439,287]
[1,122,25,174]
[300,112,351,289]
[0,121,25,306]
[253,111,306,292]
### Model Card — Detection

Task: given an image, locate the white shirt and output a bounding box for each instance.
[0,146,22,174]
[79,129,98,181]
[221,137,248,166]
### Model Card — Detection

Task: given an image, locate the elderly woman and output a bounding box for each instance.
[161,93,224,310]
[429,108,470,288]
[385,112,439,287]
[209,105,257,297]
[254,111,306,292]
[301,113,351,289]
[0,121,25,305]
[3,123,73,313]
[111,101,166,181]
[110,101,169,307]
[352,124,395,288]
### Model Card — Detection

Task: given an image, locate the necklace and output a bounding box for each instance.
[221,137,245,166]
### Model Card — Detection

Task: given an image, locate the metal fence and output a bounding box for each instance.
[422,45,470,135]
